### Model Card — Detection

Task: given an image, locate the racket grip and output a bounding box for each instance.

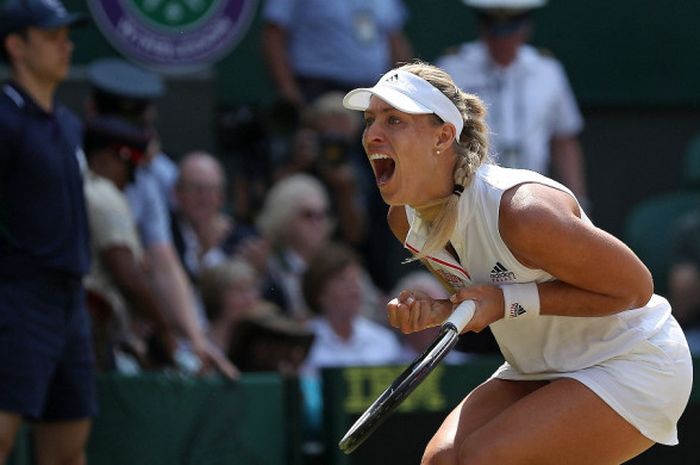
[444,300,475,333]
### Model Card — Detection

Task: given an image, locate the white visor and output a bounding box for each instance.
[343,69,464,137]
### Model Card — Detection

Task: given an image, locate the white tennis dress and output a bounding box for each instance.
[403,163,692,445]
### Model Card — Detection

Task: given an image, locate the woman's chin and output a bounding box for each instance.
[379,192,405,207]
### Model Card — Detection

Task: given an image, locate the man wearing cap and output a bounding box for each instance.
[85,58,237,379]
[437,0,589,209]
[0,0,95,463]
[82,116,180,372]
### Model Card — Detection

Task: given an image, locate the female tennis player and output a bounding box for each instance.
[342,61,692,465]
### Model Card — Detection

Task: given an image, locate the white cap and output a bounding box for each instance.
[462,0,546,9]
[343,70,464,136]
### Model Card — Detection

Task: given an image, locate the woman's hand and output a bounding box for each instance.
[449,284,505,333]
[387,289,452,334]
[387,284,508,335]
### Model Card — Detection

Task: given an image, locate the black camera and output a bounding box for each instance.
[317,134,351,167]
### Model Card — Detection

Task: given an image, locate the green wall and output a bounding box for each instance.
[8,360,699,465]
[64,0,700,107]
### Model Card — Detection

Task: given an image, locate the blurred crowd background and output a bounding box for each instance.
[2,0,700,463]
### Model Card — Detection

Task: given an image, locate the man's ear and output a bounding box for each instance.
[3,29,29,63]
[3,34,23,62]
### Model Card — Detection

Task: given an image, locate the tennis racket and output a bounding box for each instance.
[338,300,476,454]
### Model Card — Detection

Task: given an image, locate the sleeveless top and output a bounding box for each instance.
[404,163,671,374]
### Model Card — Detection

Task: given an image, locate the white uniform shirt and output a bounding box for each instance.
[437,41,584,174]
[302,315,402,375]
[404,164,671,375]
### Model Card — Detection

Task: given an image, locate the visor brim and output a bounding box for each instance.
[343,86,434,115]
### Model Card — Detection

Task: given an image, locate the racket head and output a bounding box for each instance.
[338,324,460,454]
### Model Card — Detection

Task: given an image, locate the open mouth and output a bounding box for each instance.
[368,153,396,186]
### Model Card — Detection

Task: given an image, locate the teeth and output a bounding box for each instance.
[368,153,391,161]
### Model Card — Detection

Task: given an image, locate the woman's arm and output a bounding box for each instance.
[498,182,653,317]
[450,182,653,333]
[387,184,654,335]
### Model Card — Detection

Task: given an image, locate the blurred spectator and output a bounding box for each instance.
[390,271,470,364]
[85,58,235,378]
[274,91,370,247]
[86,58,177,206]
[215,102,280,224]
[668,210,700,353]
[0,0,94,462]
[301,242,402,375]
[82,116,178,372]
[297,241,400,456]
[437,0,589,207]
[260,0,413,107]
[171,150,269,283]
[256,173,334,320]
[199,258,313,374]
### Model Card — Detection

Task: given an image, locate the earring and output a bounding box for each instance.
[436,149,441,155]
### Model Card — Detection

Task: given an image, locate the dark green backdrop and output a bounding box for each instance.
[63,0,700,106]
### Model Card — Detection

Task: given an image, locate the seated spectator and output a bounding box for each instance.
[256,173,334,320]
[390,271,470,365]
[297,241,401,451]
[82,116,178,372]
[199,258,313,373]
[274,92,370,248]
[668,209,700,353]
[171,150,269,283]
[301,241,402,375]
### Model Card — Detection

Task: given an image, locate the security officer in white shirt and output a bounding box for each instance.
[437,0,589,210]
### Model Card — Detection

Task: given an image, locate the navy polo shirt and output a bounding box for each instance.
[0,81,90,278]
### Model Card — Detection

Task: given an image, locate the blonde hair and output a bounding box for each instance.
[256,173,330,244]
[199,258,257,321]
[398,61,490,258]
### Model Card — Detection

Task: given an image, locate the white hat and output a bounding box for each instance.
[462,0,546,9]
[343,70,464,136]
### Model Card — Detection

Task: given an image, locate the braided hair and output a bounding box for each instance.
[398,62,490,259]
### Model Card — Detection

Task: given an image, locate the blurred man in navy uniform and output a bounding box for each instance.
[437,0,589,209]
[0,0,96,463]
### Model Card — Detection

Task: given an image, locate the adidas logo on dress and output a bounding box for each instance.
[490,262,516,282]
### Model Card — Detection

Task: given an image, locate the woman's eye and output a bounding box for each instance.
[364,117,374,127]
[388,116,401,125]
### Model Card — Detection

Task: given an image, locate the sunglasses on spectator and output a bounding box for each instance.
[298,207,329,221]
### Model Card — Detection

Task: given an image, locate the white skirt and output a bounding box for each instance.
[491,316,693,445]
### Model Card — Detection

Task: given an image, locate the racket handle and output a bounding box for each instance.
[444,300,475,333]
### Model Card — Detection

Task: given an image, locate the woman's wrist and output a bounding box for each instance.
[500,282,540,320]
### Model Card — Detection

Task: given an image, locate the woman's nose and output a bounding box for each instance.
[363,124,384,149]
